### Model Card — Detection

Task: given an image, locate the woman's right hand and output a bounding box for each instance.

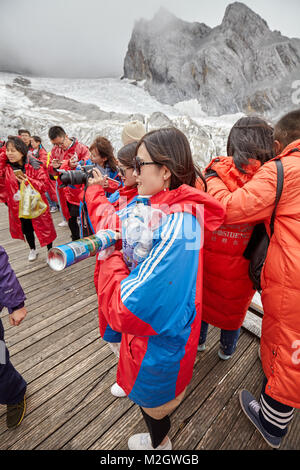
[88,168,109,187]
[9,306,27,326]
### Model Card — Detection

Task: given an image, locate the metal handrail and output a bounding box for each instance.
[248,301,264,319]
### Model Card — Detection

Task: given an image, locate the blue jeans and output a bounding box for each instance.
[0,318,27,405]
[199,320,241,356]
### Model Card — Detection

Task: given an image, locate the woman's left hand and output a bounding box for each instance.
[88,168,109,187]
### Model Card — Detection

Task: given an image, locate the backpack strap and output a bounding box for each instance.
[205,169,218,179]
[270,159,284,236]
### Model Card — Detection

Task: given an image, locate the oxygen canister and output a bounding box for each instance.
[47,229,118,271]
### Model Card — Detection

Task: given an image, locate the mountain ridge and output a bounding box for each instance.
[123,2,300,117]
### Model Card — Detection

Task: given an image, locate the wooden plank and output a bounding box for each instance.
[196,355,265,449]
[0,343,117,450]
[6,296,97,368]
[3,285,97,346]
[1,203,299,450]
[167,334,256,450]
[5,295,97,351]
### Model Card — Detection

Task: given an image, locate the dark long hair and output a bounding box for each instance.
[117,142,138,168]
[136,127,207,191]
[227,117,274,173]
[89,136,118,172]
[6,136,28,158]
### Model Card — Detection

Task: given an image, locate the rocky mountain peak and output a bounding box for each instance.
[124,2,300,118]
[221,2,269,32]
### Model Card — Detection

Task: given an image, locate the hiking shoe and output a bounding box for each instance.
[111,382,127,398]
[28,249,38,261]
[239,389,281,449]
[7,395,27,429]
[128,433,172,450]
[197,343,206,352]
[218,348,232,360]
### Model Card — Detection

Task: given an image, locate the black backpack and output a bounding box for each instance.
[243,159,284,292]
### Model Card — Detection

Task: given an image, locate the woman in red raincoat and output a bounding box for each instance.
[0,137,56,261]
[199,117,274,359]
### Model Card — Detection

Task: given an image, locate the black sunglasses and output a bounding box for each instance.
[133,156,159,175]
[117,166,133,177]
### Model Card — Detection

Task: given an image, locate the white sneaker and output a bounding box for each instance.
[28,249,38,261]
[50,207,58,213]
[110,382,127,398]
[128,433,172,450]
[58,220,68,227]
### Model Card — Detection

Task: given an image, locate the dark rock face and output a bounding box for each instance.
[124,3,300,117]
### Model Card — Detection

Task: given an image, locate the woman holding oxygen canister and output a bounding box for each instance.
[93,127,225,450]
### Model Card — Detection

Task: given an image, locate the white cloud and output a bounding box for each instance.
[0,0,299,78]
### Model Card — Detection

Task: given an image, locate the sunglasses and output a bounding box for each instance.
[117,166,133,177]
[133,156,159,175]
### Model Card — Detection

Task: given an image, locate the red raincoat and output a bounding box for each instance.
[49,138,90,219]
[0,153,57,246]
[201,157,260,330]
[83,183,138,339]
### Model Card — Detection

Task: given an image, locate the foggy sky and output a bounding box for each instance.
[1,0,300,78]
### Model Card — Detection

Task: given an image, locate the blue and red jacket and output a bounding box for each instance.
[96,185,225,407]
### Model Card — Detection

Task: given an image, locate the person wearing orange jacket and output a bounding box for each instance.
[198,117,274,360]
[0,137,57,261]
[48,126,90,240]
[207,109,300,449]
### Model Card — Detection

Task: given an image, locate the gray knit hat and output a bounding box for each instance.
[121,121,146,145]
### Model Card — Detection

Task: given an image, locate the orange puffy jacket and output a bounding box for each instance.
[207,140,300,408]
[201,157,260,330]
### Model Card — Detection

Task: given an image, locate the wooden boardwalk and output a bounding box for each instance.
[0,204,299,451]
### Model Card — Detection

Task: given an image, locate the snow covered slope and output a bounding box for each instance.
[0,72,245,166]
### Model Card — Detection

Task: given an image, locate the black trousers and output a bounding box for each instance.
[140,407,171,448]
[67,202,80,241]
[20,218,52,251]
